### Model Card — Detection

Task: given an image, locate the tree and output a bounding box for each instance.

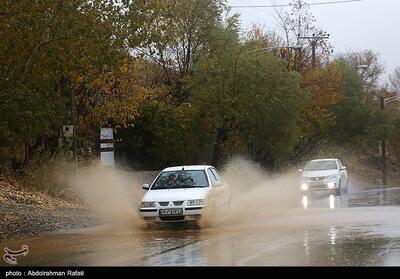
[0,0,140,163]
[336,50,384,93]
[274,0,333,72]
[126,0,227,104]
[325,61,394,152]
[74,58,160,133]
[389,67,400,93]
[328,98,393,151]
[296,62,344,151]
[115,100,201,169]
[186,21,304,168]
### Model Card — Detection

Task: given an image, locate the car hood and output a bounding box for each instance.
[302,169,339,178]
[143,187,210,202]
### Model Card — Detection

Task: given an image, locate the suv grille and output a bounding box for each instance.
[310,176,326,181]
[309,184,326,189]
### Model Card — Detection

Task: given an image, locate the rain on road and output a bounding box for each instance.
[2,184,400,266]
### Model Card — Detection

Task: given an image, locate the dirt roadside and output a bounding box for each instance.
[0,178,99,242]
[0,170,158,242]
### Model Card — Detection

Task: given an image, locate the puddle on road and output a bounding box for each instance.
[68,158,400,235]
[5,158,399,265]
[6,207,400,266]
[68,158,303,233]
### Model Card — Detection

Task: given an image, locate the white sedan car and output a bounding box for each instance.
[139,165,230,223]
[299,158,349,195]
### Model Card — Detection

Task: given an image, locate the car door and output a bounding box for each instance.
[206,168,218,204]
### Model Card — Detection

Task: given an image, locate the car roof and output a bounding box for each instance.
[162,165,214,172]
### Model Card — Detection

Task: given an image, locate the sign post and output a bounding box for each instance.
[100,128,115,167]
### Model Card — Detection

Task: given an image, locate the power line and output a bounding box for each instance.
[235,0,274,25]
[238,0,265,20]
[298,33,330,68]
[228,0,363,8]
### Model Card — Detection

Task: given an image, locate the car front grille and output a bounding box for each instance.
[173,201,184,206]
[308,184,326,189]
[310,176,326,181]
[158,202,169,206]
[159,216,185,222]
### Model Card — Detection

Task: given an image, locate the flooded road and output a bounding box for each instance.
[2,186,400,266]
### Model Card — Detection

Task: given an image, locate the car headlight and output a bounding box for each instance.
[141,201,156,208]
[327,182,336,188]
[301,183,308,191]
[326,175,337,180]
[187,199,205,206]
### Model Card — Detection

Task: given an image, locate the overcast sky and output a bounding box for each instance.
[226,0,399,83]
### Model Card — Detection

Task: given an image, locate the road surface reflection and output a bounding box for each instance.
[2,187,400,266]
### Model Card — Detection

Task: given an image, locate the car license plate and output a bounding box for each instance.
[159,208,183,216]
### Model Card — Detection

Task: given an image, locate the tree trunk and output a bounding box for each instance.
[212,128,227,168]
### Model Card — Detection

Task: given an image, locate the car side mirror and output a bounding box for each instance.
[214,181,223,187]
[142,183,150,190]
[298,169,303,173]
[341,166,346,171]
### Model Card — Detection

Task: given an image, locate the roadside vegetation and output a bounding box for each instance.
[1,0,399,194]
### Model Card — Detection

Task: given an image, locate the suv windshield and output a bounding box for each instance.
[305,160,337,171]
[151,170,209,190]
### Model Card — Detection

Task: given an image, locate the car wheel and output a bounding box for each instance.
[210,201,217,220]
[336,180,342,196]
[200,201,216,227]
[344,179,348,194]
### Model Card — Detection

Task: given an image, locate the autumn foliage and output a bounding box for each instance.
[0,0,395,171]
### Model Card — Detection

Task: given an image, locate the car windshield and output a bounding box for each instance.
[151,170,209,190]
[305,160,337,171]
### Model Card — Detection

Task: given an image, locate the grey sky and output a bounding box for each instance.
[227,0,399,83]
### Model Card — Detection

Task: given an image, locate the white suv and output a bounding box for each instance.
[299,158,348,195]
[139,165,230,223]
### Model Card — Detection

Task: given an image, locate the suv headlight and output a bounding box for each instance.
[187,199,205,206]
[327,182,336,188]
[326,175,337,180]
[141,201,156,208]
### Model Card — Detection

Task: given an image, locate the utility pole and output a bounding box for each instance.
[380,96,388,186]
[71,88,78,173]
[378,94,400,186]
[298,33,329,68]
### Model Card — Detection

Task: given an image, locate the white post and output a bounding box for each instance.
[100,128,115,167]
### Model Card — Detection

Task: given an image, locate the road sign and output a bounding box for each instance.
[100,128,114,167]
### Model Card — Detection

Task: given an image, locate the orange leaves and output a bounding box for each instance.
[298,63,346,142]
[302,63,344,106]
[74,59,165,132]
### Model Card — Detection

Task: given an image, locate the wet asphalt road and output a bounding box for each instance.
[2,185,400,266]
